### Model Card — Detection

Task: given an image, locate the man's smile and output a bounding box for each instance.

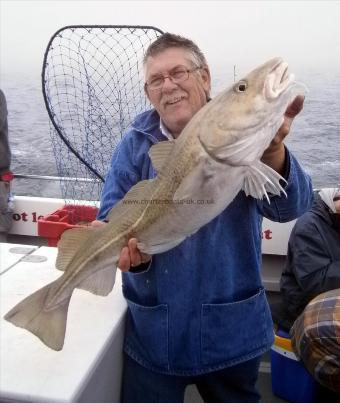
[163,95,186,106]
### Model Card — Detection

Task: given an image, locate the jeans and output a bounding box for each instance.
[121,353,261,403]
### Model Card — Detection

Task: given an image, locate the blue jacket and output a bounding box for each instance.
[98,109,313,375]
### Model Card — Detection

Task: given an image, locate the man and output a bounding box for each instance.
[274,188,340,331]
[97,33,313,403]
[0,89,13,242]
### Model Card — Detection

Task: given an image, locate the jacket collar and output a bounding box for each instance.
[313,192,334,225]
[131,109,167,143]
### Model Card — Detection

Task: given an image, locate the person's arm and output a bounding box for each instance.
[96,133,151,272]
[257,148,313,223]
[261,95,304,175]
[256,94,313,222]
[288,221,340,296]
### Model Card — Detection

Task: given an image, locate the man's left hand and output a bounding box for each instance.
[261,95,304,174]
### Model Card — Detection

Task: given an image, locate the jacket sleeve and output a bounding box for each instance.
[286,220,340,296]
[97,133,140,221]
[96,131,152,274]
[256,148,313,222]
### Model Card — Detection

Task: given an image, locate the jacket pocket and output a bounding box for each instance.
[125,299,169,368]
[201,288,273,365]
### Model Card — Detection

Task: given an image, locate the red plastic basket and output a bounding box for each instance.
[38,204,98,247]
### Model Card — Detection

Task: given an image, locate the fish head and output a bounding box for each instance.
[198,57,306,164]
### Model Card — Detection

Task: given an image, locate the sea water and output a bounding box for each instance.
[1,71,339,199]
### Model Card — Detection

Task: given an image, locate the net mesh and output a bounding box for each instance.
[42,25,163,204]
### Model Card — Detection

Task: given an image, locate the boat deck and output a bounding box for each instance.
[0,243,126,403]
[0,239,292,403]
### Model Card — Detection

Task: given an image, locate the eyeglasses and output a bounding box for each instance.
[145,66,202,91]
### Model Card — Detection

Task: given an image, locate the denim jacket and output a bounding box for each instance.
[98,109,313,375]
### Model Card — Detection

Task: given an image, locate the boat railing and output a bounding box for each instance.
[13,173,102,183]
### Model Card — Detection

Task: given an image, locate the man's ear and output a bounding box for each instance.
[200,66,211,96]
[144,83,151,101]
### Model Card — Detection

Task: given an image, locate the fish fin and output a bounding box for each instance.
[105,179,156,227]
[243,162,287,201]
[173,157,216,201]
[148,141,175,173]
[199,129,256,164]
[56,227,95,271]
[106,196,135,223]
[137,236,186,255]
[77,266,117,296]
[123,179,153,202]
[4,281,70,351]
[107,179,155,224]
[104,179,155,224]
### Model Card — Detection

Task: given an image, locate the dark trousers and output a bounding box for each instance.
[121,353,261,403]
[316,384,340,403]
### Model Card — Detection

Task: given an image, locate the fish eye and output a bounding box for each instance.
[234,80,248,93]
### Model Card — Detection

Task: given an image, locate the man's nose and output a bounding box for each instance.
[162,76,178,91]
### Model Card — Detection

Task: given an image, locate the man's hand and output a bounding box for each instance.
[91,219,106,228]
[118,238,151,272]
[91,221,151,272]
[261,95,304,174]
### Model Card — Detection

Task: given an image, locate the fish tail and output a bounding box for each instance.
[4,281,71,351]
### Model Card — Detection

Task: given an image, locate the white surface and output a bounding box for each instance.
[9,196,99,236]
[0,242,37,274]
[0,246,127,403]
[261,218,296,255]
[9,196,65,236]
[8,196,295,255]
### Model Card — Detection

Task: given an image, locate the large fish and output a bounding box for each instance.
[4,57,305,350]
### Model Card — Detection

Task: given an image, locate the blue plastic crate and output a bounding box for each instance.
[271,329,317,403]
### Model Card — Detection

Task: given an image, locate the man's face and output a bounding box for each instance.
[144,47,211,138]
[334,197,340,214]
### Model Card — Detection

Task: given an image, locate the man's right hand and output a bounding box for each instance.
[118,238,151,272]
[91,221,151,272]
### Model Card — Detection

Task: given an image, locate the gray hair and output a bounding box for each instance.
[143,33,211,98]
[143,32,208,69]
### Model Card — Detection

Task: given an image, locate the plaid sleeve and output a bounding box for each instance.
[290,289,340,392]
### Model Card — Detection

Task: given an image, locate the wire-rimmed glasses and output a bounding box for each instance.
[145,65,202,91]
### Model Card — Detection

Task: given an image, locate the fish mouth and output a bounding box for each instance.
[265,59,295,99]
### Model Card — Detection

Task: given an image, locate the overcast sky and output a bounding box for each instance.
[1,0,340,83]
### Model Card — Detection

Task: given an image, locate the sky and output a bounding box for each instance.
[1,0,340,84]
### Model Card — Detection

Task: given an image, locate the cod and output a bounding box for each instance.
[5,57,305,350]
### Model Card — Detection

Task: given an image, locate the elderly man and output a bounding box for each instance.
[97,33,313,403]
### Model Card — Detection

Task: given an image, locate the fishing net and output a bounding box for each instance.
[42,25,163,204]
